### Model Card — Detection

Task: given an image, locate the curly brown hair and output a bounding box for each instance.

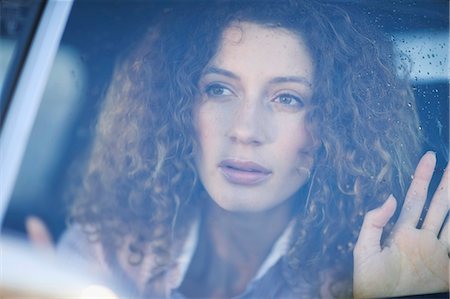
[69,0,422,297]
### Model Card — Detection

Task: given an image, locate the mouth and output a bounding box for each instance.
[218,159,272,185]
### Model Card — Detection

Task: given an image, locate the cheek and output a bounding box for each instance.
[193,105,209,144]
[297,126,316,171]
[300,126,315,153]
[279,120,316,170]
[293,114,316,153]
[193,105,223,154]
[279,115,314,150]
[195,102,231,139]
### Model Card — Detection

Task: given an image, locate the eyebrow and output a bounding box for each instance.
[268,76,312,87]
[202,66,312,88]
[202,66,240,80]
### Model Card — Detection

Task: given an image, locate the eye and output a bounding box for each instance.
[273,93,304,107]
[204,83,233,97]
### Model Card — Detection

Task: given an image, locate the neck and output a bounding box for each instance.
[179,193,299,299]
[205,198,295,262]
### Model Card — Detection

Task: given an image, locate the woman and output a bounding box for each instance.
[29,0,448,298]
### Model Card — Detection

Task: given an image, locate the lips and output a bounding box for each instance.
[218,159,272,185]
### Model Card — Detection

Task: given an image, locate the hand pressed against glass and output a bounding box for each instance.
[354,152,449,298]
[194,22,315,213]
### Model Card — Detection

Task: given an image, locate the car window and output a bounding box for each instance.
[1,1,448,298]
[4,0,447,240]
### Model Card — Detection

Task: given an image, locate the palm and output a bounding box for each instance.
[354,153,449,298]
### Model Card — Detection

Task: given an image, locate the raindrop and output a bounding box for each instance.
[407,102,412,107]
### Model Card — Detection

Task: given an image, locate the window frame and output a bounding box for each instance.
[0,0,74,225]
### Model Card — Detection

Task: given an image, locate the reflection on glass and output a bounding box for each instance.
[1,1,448,298]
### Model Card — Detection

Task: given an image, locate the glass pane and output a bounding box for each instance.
[0,0,43,115]
[2,1,448,298]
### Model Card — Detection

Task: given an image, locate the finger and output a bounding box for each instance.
[25,216,54,250]
[422,162,449,234]
[354,195,397,257]
[396,151,436,228]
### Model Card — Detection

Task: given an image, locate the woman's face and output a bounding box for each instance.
[194,22,315,213]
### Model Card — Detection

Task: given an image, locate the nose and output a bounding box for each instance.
[227,101,267,146]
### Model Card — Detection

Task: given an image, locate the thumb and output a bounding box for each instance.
[25,216,54,251]
[354,195,397,257]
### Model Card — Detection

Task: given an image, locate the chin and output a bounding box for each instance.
[212,195,280,214]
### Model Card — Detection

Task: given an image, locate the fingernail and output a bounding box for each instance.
[425,151,436,162]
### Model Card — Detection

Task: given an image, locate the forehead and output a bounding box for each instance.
[211,21,314,81]
[222,21,300,46]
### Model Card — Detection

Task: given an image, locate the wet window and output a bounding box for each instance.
[1,1,448,298]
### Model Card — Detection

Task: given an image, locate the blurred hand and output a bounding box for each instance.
[25,216,54,251]
[353,152,449,298]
